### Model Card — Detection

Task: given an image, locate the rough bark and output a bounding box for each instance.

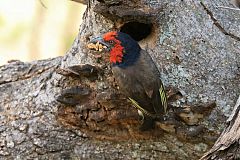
[0,0,239,159]
[201,96,240,160]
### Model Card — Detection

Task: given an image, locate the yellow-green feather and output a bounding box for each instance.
[128,85,167,118]
[128,97,155,117]
[159,85,167,113]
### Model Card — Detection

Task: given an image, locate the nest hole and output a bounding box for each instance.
[120,22,153,41]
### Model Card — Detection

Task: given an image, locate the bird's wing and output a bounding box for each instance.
[135,50,168,115]
[112,50,168,116]
[112,65,157,116]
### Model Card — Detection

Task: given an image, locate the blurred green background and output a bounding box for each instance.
[0,0,86,65]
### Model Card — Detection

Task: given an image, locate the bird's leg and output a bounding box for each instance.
[139,115,154,131]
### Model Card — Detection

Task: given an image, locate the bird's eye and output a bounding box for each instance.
[109,40,114,44]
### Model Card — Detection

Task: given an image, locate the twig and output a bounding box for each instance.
[39,0,47,9]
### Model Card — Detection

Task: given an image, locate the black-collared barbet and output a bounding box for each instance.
[88,31,167,131]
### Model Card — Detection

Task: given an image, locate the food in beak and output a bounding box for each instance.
[87,41,107,52]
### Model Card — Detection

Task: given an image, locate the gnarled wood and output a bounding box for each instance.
[201,96,240,160]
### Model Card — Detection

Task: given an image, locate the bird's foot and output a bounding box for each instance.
[139,116,154,131]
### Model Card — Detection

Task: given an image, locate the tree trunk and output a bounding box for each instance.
[201,96,240,160]
[0,0,239,159]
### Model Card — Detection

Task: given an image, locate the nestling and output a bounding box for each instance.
[88,31,167,131]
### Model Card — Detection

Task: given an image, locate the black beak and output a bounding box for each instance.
[90,37,110,47]
[87,37,110,52]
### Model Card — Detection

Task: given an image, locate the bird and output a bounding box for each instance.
[87,31,167,131]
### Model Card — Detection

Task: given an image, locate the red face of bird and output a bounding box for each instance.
[87,31,124,64]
